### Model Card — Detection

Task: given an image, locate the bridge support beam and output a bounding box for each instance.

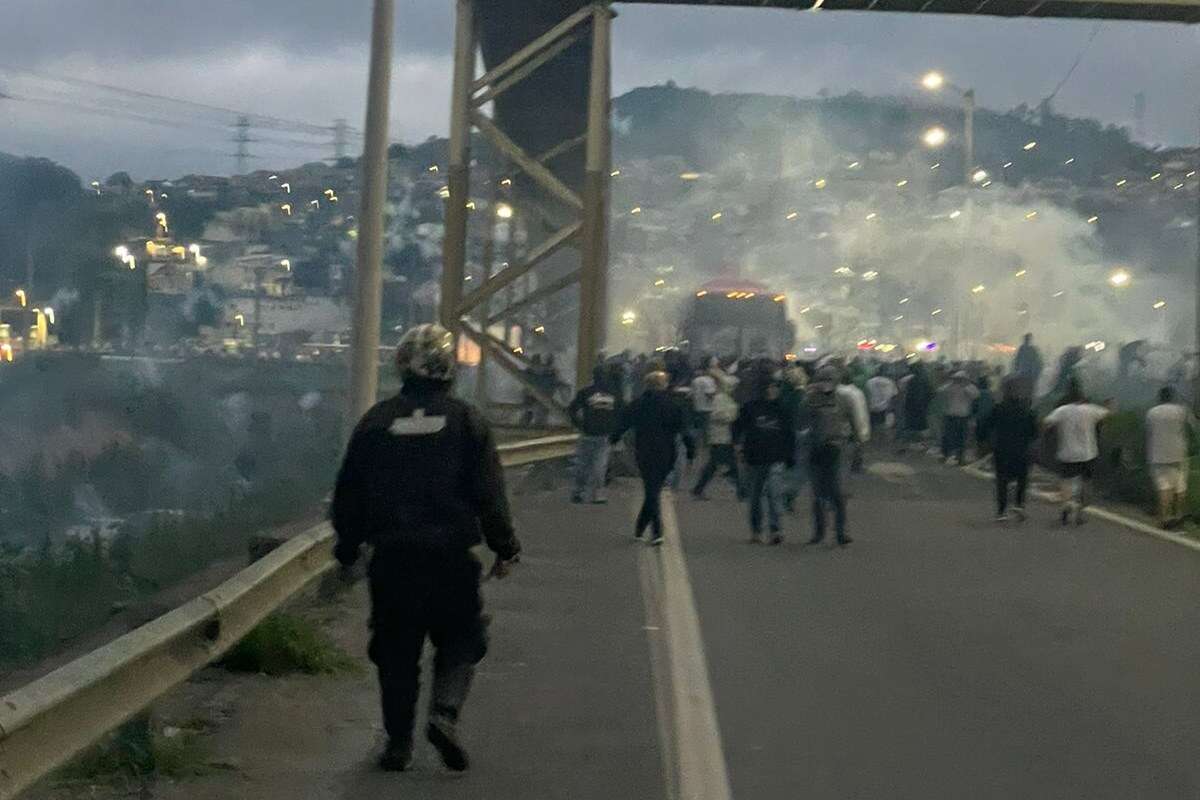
[441,0,475,332]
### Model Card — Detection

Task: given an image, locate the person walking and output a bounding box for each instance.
[972,374,996,460]
[1012,333,1044,399]
[1042,384,1110,526]
[938,371,979,465]
[332,324,520,773]
[612,370,693,545]
[692,375,742,500]
[865,370,898,444]
[1145,385,1196,528]
[567,364,622,504]
[733,378,796,544]
[802,365,859,546]
[837,371,871,473]
[980,377,1038,522]
[899,361,934,453]
[691,357,719,446]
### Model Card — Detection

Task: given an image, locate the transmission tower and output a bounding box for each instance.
[231,115,255,175]
[333,118,349,161]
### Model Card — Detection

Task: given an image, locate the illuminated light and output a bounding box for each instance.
[325,189,336,197]
[1116,179,1127,187]
[1023,141,1037,151]
[1153,300,1167,310]
[610,169,621,177]
[679,172,701,181]
[1024,211,1038,220]
[922,127,948,148]
[500,177,512,186]
[513,346,525,355]
[145,188,154,196]
[170,245,186,257]
[931,163,941,170]
[803,346,819,353]
[810,0,824,10]
[862,270,879,281]
[281,182,291,193]
[834,266,854,276]
[865,212,878,221]
[330,195,338,203]
[899,297,910,304]
[893,315,904,321]
[280,203,293,215]
[745,293,756,299]
[971,284,986,294]
[727,291,739,299]
[196,255,208,267]
[145,241,158,255]
[813,324,824,330]
[931,308,943,316]
[1108,268,1131,288]
[438,186,450,199]
[14,289,26,307]
[786,211,799,220]
[1053,291,1065,298]
[42,308,54,325]
[1087,216,1099,224]
[814,178,828,189]
[534,325,546,334]
[1151,172,1162,181]
[621,309,636,325]
[428,165,439,173]
[188,243,201,255]
[268,175,279,181]
[921,71,945,91]
[800,306,811,314]
[1,344,11,362]
[310,200,320,208]
[114,246,130,259]
[234,314,246,326]
[466,200,476,210]
[654,278,666,287]
[981,180,992,188]
[1174,183,1185,190]
[785,353,798,361]
[920,341,939,352]
[773,294,786,302]
[123,255,136,270]
[972,169,989,183]
[948,210,962,220]
[896,180,909,188]
[630,206,642,214]
[711,212,723,221]
[1015,269,1027,277]
[280,259,291,270]
[1003,162,1014,169]
[1188,171,1197,179]
[1064,158,1075,165]
[696,290,708,297]
[847,162,860,170]
[495,203,514,219]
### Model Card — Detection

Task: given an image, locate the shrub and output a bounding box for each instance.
[219,613,358,677]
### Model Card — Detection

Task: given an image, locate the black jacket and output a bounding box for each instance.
[733,398,796,466]
[331,384,520,566]
[612,390,693,472]
[981,398,1038,466]
[568,384,622,436]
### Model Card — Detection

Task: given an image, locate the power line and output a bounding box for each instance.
[1043,22,1104,104]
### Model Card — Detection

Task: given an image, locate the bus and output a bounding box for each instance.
[680,277,794,360]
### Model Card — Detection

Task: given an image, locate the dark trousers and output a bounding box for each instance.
[746,462,785,534]
[942,416,969,461]
[637,467,670,538]
[810,443,847,541]
[995,457,1029,514]
[693,444,740,496]
[367,550,488,744]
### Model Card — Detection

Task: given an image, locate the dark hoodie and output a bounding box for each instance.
[612,389,693,473]
[733,395,796,466]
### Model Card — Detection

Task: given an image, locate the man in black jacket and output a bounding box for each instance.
[733,377,796,544]
[568,364,622,504]
[332,324,521,773]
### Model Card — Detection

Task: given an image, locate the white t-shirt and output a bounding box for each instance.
[836,384,871,442]
[865,375,898,413]
[691,374,717,413]
[1146,403,1191,464]
[1044,403,1109,463]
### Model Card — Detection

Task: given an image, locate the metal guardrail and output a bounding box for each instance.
[0,434,578,800]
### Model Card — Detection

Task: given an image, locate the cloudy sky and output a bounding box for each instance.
[1,0,1197,180]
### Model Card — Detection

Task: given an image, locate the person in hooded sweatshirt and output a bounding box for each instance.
[733,376,796,544]
[801,365,861,546]
[612,370,694,545]
[979,376,1038,522]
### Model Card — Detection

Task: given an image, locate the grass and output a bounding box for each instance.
[55,719,213,786]
[219,612,359,677]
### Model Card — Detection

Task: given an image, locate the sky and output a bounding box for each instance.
[1,0,1197,180]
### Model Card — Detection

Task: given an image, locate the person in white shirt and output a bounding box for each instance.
[864,372,898,443]
[690,361,719,446]
[1042,384,1111,526]
[1145,386,1195,528]
[836,374,871,473]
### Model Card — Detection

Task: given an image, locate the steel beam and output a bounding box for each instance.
[575,3,612,389]
[460,322,568,412]
[441,0,475,331]
[488,269,581,325]
[472,111,583,210]
[458,221,581,315]
[537,133,588,164]
[471,4,594,92]
[473,30,585,108]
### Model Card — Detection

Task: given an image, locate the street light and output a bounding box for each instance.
[921,71,945,91]
[114,245,130,260]
[495,202,514,220]
[972,169,989,184]
[920,70,975,188]
[621,309,636,326]
[14,289,26,307]
[1108,268,1132,288]
[922,126,948,148]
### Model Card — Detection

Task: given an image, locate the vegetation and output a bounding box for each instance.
[55,718,213,786]
[220,612,358,677]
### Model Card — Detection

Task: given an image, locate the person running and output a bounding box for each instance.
[980,377,1038,522]
[567,364,622,504]
[938,370,979,465]
[332,324,520,773]
[1145,385,1196,528]
[692,374,742,500]
[690,357,719,446]
[865,370,898,444]
[612,370,693,545]
[733,377,796,544]
[1043,383,1110,526]
[802,365,860,546]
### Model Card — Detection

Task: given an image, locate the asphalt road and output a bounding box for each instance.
[39,455,1200,799]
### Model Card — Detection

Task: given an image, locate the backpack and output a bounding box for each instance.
[807,388,850,446]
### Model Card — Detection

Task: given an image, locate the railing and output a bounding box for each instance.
[0,434,578,800]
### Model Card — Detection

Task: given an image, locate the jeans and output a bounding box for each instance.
[995,456,1029,514]
[785,435,808,505]
[810,443,847,541]
[368,550,487,744]
[693,443,740,496]
[942,416,969,462]
[636,467,670,539]
[746,462,785,535]
[572,435,610,502]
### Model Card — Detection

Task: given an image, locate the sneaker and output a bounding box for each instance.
[649,534,665,547]
[378,738,413,772]
[1061,508,1072,527]
[1012,506,1027,521]
[836,535,853,546]
[995,513,1010,523]
[769,533,784,546]
[427,716,469,772]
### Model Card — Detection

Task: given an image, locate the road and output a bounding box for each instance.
[38,453,1200,799]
